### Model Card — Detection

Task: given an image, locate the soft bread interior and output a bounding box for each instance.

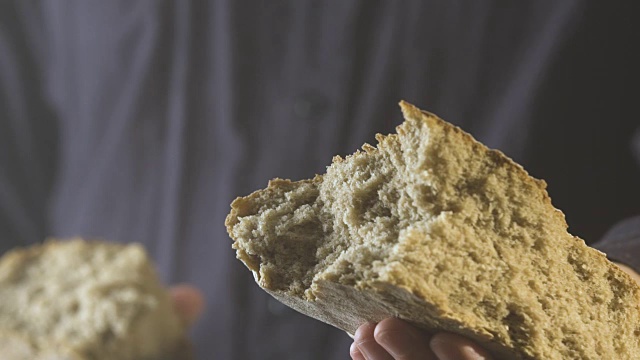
[227,101,640,359]
[0,239,184,360]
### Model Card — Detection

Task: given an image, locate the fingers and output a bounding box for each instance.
[430,332,493,360]
[374,318,437,360]
[170,284,205,327]
[351,319,436,360]
[353,322,394,360]
[350,319,493,360]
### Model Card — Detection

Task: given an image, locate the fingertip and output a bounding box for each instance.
[374,318,405,348]
[354,322,395,360]
[170,284,205,326]
[430,332,492,360]
[375,317,402,332]
[374,318,435,359]
[374,317,430,347]
[354,322,377,342]
[375,318,419,338]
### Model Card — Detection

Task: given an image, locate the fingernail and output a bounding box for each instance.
[353,323,379,359]
[356,342,374,359]
[350,342,366,360]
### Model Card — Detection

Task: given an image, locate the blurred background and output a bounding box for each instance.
[1,1,638,359]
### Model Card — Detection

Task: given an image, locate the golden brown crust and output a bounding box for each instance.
[398,100,558,224]
[397,99,640,313]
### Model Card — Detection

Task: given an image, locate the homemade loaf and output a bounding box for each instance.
[0,239,188,360]
[226,101,640,359]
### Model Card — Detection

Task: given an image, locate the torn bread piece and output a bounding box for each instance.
[0,239,189,360]
[226,101,640,359]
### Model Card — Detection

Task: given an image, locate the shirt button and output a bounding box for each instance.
[293,93,328,120]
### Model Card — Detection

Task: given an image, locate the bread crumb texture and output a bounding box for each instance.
[226,101,640,359]
[0,238,186,360]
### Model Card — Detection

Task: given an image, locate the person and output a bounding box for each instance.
[1,1,638,359]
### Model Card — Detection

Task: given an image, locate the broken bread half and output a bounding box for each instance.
[226,101,640,359]
[0,239,188,360]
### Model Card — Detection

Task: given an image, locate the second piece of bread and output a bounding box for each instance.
[0,238,188,360]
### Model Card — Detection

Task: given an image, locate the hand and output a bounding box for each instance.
[350,318,492,360]
[170,284,205,327]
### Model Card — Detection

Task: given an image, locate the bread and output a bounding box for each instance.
[226,101,640,359]
[0,238,188,360]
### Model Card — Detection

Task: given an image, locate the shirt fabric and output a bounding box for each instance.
[593,216,640,271]
[1,1,639,359]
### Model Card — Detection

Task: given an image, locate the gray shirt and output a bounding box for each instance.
[1,1,638,359]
